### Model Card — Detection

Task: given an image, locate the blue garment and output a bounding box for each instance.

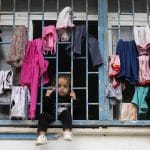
[65,25,103,66]
[116,39,139,84]
[132,86,149,114]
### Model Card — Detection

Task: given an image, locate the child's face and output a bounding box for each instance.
[58,77,70,97]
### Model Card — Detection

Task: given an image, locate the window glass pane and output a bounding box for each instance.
[1,0,13,11]
[58,46,71,72]
[88,105,99,120]
[45,0,57,12]
[88,0,98,14]
[74,0,86,12]
[30,0,42,12]
[0,107,9,119]
[0,26,12,70]
[120,0,132,13]
[74,60,86,87]
[88,75,98,103]
[111,26,133,52]
[73,90,86,120]
[16,0,28,12]
[134,0,147,13]
[108,0,118,12]
[108,0,147,13]
[59,0,71,11]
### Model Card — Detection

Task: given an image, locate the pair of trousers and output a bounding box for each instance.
[37,109,72,132]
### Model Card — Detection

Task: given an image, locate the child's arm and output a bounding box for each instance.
[43,87,56,115]
[70,91,77,100]
[45,86,55,97]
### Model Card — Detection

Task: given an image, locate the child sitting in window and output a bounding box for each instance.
[36,75,77,145]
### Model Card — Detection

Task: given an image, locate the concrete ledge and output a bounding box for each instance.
[0,127,150,136]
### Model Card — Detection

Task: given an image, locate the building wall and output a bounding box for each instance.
[0,127,150,150]
[0,134,150,150]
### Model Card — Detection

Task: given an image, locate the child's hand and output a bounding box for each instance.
[45,87,55,97]
[70,91,76,100]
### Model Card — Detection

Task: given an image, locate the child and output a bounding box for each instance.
[36,75,77,145]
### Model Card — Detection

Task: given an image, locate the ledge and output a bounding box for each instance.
[0,127,150,136]
[0,120,150,127]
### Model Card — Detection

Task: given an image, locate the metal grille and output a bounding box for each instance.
[107,0,150,125]
[0,0,102,126]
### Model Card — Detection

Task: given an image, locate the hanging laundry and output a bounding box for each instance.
[10,86,30,120]
[0,91,11,103]
[20,38,49,119]
[56,6,75,29]
[56,6,75,42]
[6,25,27,68]
[42,25,57,55]
[65,25,103,66]
[88,35,103,66]
[106,83,122,105]
[119,103,137,120]
[108,55,120,78]
[116,39,139,84]
[134,26,150,55]
[138,55,150,85]
[108,55,120,88]
[132,86,149,114]
[58,28,72,42]
[0,70,13,95]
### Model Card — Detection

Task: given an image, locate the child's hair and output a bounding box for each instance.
[51,74,71,88]
[59,74,70,85]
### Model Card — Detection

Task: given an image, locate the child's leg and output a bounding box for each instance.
[58,110,72,140]
[38,112,55,134]
[58,110,72,131]
[36,112,55,145]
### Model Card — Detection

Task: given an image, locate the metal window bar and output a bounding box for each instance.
[98,0,110,121]
[12,0,15,27]
[40,0,45,114]
[86,0,89,120]
[132,0,135,39]
[71,0,74,121]
[117,0,121,40]
[147,0,150,25]
[56,0,59,121]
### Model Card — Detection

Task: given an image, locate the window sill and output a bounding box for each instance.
[0,127,150,136]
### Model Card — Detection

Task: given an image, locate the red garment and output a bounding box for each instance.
[108,55,120,78]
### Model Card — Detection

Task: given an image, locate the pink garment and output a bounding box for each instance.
[134,26,150,55]
[42,25,57,55]
[108,55,120,88]
[138,55,150,85]
[108,55,120,78]
[20,38,49,119]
